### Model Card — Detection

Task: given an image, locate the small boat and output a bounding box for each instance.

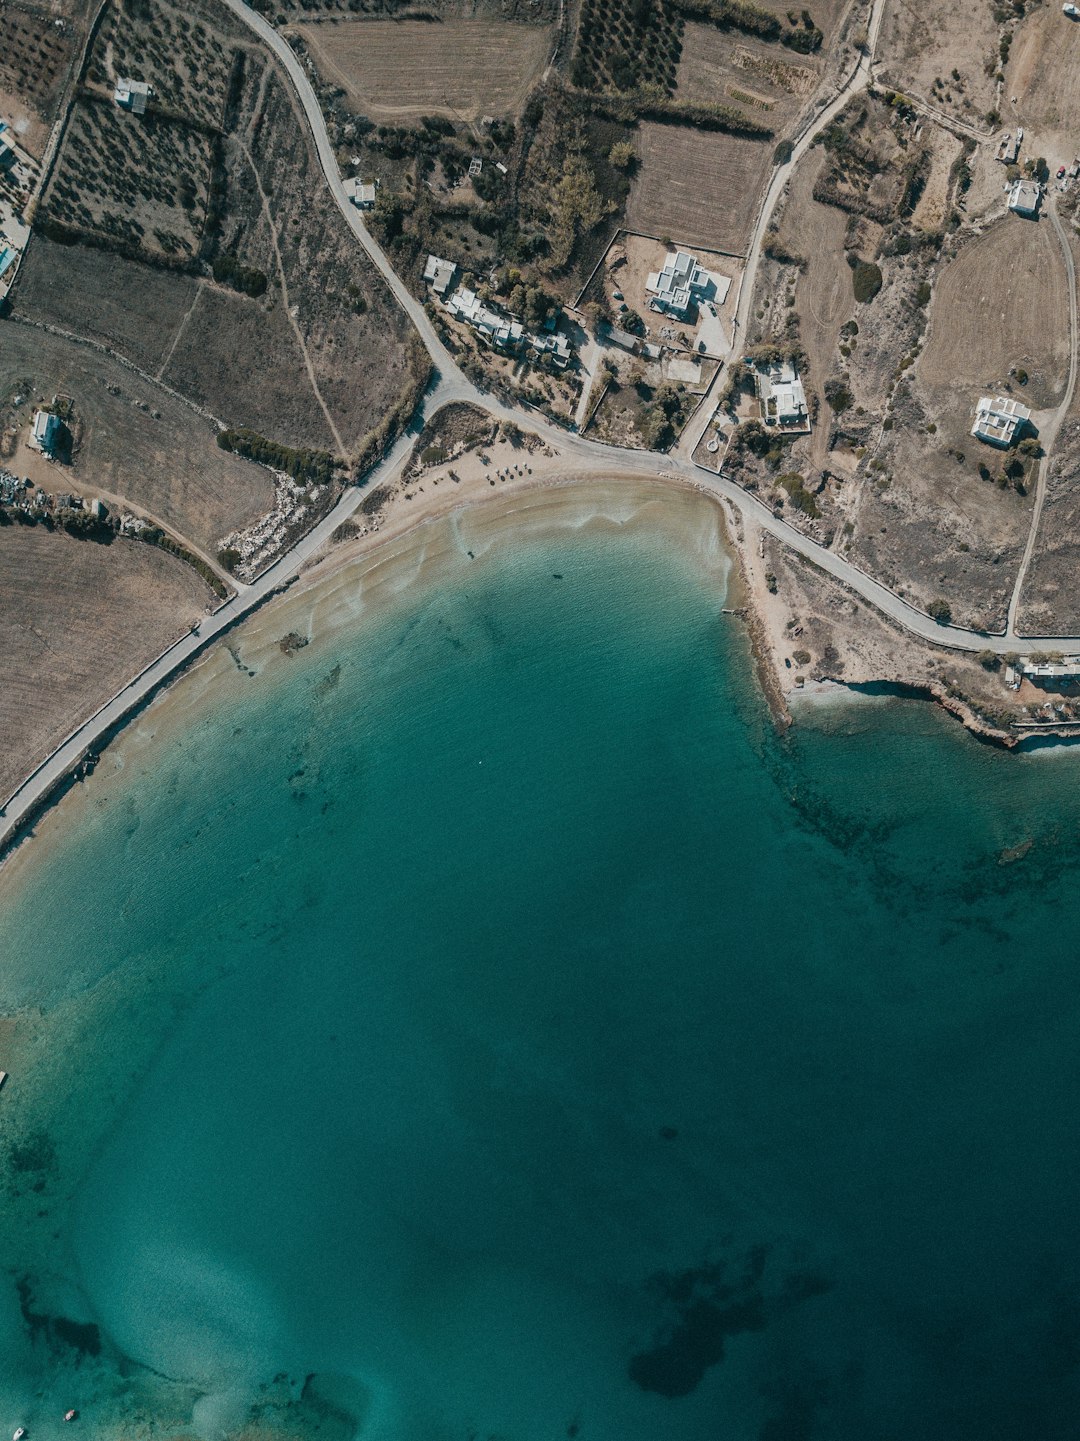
[64,1413,78,1424]
[0,1072,7,1090]
[14,1427,27,1440]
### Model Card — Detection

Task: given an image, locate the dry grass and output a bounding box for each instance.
[18,55,423,464]
[293,18,552,122]
[877,0,999,126]
[14,236,200,374]
[0,525,215,801]
[920,216,1070,408]
[1005,3,1080,169]
[626,122,772,254]
[159,59,421,458]
[0,5,76,158]
[774,148,849,464]
[0,324,275,554]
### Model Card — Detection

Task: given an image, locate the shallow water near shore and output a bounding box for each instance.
[3,485,1080,1441]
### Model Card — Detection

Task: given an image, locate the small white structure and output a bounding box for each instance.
[996,131,1021,164]
[1007,178,1041,216]
[344,177,377,209]
[423,254,457,297]
[114,78,151,115]
[468,156,483,178]
[757,361,810,432]
[29,410,62,455]
[646,250,711,320]
[971,394,1031,447]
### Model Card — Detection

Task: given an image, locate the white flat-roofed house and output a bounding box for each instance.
[971,394,1032,447]
[29,410,62,455]
[446,287,524,351]
[646,250,711,320]
[757,361,810,432]
[114,78,151,114]
[423,254,457,296]
[1007,178,1041,217]
[344,177,377,209]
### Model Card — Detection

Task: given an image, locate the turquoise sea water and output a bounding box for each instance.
[4,491,1080,1440]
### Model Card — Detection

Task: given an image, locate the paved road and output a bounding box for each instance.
[1006,194,1079,637]
[732,0,886,347]
[5,0,1079,852]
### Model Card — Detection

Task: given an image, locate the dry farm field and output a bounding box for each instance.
[14,236,201,374]
[0,324,275,554]
[158,58,422,458]
[43,94,216,261]
[84,0,238,128]
[1005,3,1080,169]
[626,122,772,254]
[876,0,1000,128]
[0,525,216,802]
[18,52,424,466]
[40,0,242,261]
[919,215,1070,409]
[676,26,816,125]
[274,0,556,18]
[0,4,77,158]
[292,19,552,122]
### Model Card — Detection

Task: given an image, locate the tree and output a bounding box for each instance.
[609,140,635,170]
[928,597,952,624]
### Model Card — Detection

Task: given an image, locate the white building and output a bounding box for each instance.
[29,410,62,455]
[532,331,571,368]
[1007,178,1041,217]
[971,394,1031,447]
[0,136,15,171]
[423,254,457,297]
[646,250,711,320]
[446,287,524,350]
[757,361,810,431]
[114,78,151,115]
[344,177,377,209]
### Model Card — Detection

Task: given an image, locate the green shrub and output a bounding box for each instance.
[928,597,952,624]
[211,253,268,297]
[852,260,883,303]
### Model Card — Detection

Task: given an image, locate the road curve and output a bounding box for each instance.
[1006,195,1079,637]
[4,0,1079,854]
[733,0,886,346]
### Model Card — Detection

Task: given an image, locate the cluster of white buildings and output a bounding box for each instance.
[756,361,810,432]
[646,250,712,321]
[971,395,1031,447]
[425,254,572,368]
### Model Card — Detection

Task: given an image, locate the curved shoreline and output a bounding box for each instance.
[0,470,733,874]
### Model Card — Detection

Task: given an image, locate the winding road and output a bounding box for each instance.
[3,0,1079,853]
